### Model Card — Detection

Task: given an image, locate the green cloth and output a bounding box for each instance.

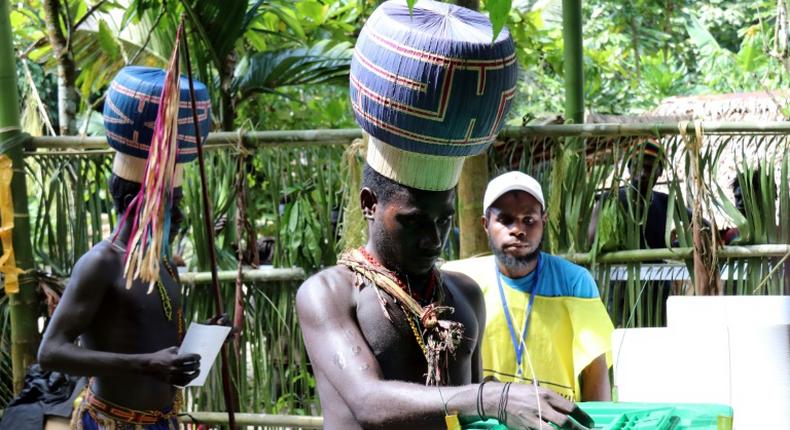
[460,417,509,429]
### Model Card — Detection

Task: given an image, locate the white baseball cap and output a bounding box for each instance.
[483,171,545,215]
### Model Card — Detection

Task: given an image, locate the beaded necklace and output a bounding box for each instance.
[339,248,463,385]
[356,247,441,360]
[357,247,440,305]
[108,240,184,340]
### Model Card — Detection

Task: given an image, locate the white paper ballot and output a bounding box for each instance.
[177,323,232,387]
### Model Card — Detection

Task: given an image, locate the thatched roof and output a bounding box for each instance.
[648,91,790,121]
[588,91,790,228]
[588,91,790,123]
[491,92,788,230]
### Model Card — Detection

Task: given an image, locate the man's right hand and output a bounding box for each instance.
[505,384,594,430]
[146,346,201,386]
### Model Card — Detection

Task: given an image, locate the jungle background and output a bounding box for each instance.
[2,0,789,421]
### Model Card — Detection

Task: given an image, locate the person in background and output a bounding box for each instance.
[443,171,614,401]
[721,170,762,245]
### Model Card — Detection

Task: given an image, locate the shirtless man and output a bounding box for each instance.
[37,65,212,429]
[298,2,592,427]
[298,166,593,429]
[38,175,198,418]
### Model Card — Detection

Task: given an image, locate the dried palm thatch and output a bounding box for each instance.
[648,91,790,121]
[588,91,790,229]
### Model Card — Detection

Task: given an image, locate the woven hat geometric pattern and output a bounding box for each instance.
[350,0,518,190]
[103,66,211,164]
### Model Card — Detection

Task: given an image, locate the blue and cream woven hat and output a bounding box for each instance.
[103,66,211,186]
[350,0,518,191]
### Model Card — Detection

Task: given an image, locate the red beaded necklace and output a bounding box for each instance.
[357,247,439,305]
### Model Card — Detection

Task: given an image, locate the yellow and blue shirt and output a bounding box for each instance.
[442,253,613,401]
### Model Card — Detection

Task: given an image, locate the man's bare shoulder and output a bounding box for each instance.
[441,270,484,315]
[71,241,123,283]
[442,270,480,297]
[298,265,356,292]
[296,265,357,319]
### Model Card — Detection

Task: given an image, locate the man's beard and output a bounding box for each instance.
[490,236,540,274]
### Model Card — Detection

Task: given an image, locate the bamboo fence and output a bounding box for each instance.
[1,0,39,396]
[2,121,789,415]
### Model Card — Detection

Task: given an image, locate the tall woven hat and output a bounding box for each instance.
[103,66,211,186]
[103,55,211,289]
[350,0,518,191]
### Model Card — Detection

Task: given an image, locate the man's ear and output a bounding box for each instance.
[360,187,377,220]
[123,193,136,209]
[481,214,489,235]
[541,210,548,224]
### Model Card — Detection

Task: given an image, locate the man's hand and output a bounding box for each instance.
[505,384,594,430]
[146,346,201,386]
[205,312,240,341]
[205,313,230,326]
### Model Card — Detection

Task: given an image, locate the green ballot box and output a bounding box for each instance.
[459,402,733,430]
[578,402,734,430]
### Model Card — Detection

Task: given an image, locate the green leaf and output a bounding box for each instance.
[485,0,512,41]
[265,4,306,39]
[287,200,300,234]
[97,19,120,61]
[296,0,327,25]
[234,41,352,99]
[715,184,748,241]
[684,14,721,57]
[736,27,759,72]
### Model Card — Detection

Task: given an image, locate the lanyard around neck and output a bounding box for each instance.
[495,253,542,376]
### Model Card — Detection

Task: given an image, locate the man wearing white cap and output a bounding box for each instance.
[443,171,614,402]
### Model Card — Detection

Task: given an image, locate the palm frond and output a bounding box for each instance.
[234,40,352,101]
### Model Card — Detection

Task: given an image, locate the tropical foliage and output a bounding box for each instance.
[2,0,789,418]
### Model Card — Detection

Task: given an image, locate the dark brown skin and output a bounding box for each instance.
[297,185,594,429]
[483,190,611,401]
[37,200,200,411]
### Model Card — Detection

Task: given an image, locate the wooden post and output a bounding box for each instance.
[458,153,489,257]
[455,0,489,259]
[1,0,40,393]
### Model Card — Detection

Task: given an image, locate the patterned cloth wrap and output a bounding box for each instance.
[350,0,518,190]
[70,386,179,430]
[103,66,211,185]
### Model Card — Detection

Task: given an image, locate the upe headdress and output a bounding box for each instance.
[350,0,518,191]
[103,66,211,187]
[103,54,211,290]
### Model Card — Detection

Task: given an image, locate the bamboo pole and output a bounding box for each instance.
[170,245,790,285]
[0,0,39,394]
[562,0,584,124]
[553,0,584,254]
[689,124,715,294]
[25,122,790,153]
[29,129,364,150]
[179,267,306,284]
[179,412,323,428]
[182,26,237,428]
[455,0,490,259]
